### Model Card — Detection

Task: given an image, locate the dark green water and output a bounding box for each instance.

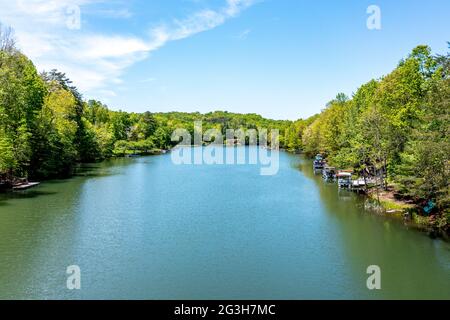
[0,148,449,299]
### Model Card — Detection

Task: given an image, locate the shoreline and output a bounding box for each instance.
[3,148,448,241]
[302,153,449,241]
[362,184,449,240]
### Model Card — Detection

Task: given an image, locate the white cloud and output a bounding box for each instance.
[140,77,156,83]
[236,28,251,40]
[91,8,133,19]
[77,35,149,59]
[0,0,256,100]
[150,0,255,43]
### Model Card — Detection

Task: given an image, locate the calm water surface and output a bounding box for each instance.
[0,148,449,299]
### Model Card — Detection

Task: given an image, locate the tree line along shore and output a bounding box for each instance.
[293,44,449,237]
[0,26,448,235]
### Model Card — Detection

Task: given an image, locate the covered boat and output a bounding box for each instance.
[313,154,325,170]
[337,172,352,189]
[322,166,336,181]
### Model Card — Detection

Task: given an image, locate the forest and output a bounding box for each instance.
[0,25,448,229]
[0,25,291,181]
[291,44,449,230]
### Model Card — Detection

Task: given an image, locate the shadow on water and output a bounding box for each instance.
[0,190,58,207]
[0,156,141,204]
[0,182,85,299]
[296,154,450,299]
[2,151,448,299]
[0,190,57,199]
[0,156,156,299]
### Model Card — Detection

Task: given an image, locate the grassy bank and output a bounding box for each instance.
[367,187,449,239]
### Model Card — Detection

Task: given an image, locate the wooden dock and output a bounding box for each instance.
[12,182,40,191]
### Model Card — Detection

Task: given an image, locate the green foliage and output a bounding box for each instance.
[0,42,292,180]
[1,33,448,223]
[301,45,449,218]
[0,136,16,174]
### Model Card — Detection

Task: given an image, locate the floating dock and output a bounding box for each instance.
[12,182,40,191]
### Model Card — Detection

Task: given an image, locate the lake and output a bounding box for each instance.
[0,148,449,299]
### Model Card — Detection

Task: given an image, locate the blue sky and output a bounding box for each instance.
[0,0,449,119]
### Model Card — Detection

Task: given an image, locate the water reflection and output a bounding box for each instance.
[298,155,450,299]
[0,157,136,299]
[0,152,449,299]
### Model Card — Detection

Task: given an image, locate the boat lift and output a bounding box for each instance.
[337,172,352,189]
[313,154,325,171]
[322,166,336,182]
